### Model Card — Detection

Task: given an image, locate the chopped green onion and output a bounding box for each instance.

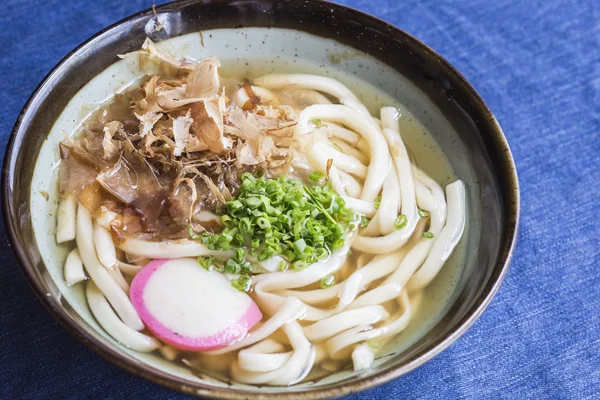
[245,196,262,208]
[231,274,252,292]
[360,216,370,228]
[333,143,344,153]
[347,248,353,256]
[240,261,252,274]
[291,260,306,271]
[394,214,407,230]
[418,209,429,218]
[374,195,381,209]
[423,232,435,239]
[201,173,354,269]
[188,225,203,240]
[224,258,238,273]
[311,118,322,126]
[367,338,381,349]
[315,247,329,260]
[293,238,307,255]
[309,171,324,182]
[197,256,214,271]
[235,248,246,263]
[279,260,287,271]
[320,275,335,288]
[332,238,345,250]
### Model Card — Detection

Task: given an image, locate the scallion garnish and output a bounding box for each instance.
[374,195,382,209]
[418,209,429,218]
[198,173,354,270]
[231,274,252,292]
[188,225,203,240]
[235,248,246,263]
[423,232,434,239]
[197,256,214,271]
[320,275,335,288]
[359,216,370,228]
[291,260,306,271]
[309,170,325,183]
[333,143,344,153]
[394,214,407,230]
[367,338,381,349]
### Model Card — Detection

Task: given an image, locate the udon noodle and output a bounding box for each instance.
[54,38,466,385]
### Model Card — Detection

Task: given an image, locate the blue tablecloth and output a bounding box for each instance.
[1,0,598,398]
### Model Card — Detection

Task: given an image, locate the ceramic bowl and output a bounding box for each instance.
[2,0,519,398]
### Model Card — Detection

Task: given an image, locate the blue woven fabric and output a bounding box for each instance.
[1,0,599,398]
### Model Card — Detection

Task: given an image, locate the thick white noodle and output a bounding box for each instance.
[361,162,400,236]
[296,104,390,202]
[327,325,384,357]
[64,248,86,286]
[407,180,466,291]
[86,282,159,352]
[341,197,376,218]
[56,195,76,243]
[258,255,287,273]
[95,208,119,229]
[231,322,314,386]
[352,126,418,252]
[415,181,434,211]
[76,204,143,330]
[192,210,222,224]
[233,86,279,108]
[331,138,369,164]
[93,223,117,269]
[326,122,371,156]
[328,166,348,196]
[317,144,367,179]
[254,74,374,124]
[304,305,389,342]
[118,238,232,259]
[93,211,230,260]
[279,251,406,309]
[108,265,130,294]
[352,343,375,371]
[267,322,315,386]
[351,173,446,308]
[306,142,367,179]
[337,170,363,199]
[380,106,400,131]
[238,340,292,372]
[319,141,368,178]
[116,260,143,275]
[277,88,333,107]
[253,242,351,317]
[208,297,306,355]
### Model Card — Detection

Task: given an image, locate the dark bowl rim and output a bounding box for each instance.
[2,0,520,399]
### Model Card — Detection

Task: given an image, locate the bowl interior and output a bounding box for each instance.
[3,1,518,398]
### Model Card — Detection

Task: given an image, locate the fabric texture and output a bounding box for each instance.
[1,0,599,398]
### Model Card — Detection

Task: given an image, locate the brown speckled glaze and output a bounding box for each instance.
[2,0,519,399]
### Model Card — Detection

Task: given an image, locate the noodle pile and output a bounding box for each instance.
[55,39,466,386]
